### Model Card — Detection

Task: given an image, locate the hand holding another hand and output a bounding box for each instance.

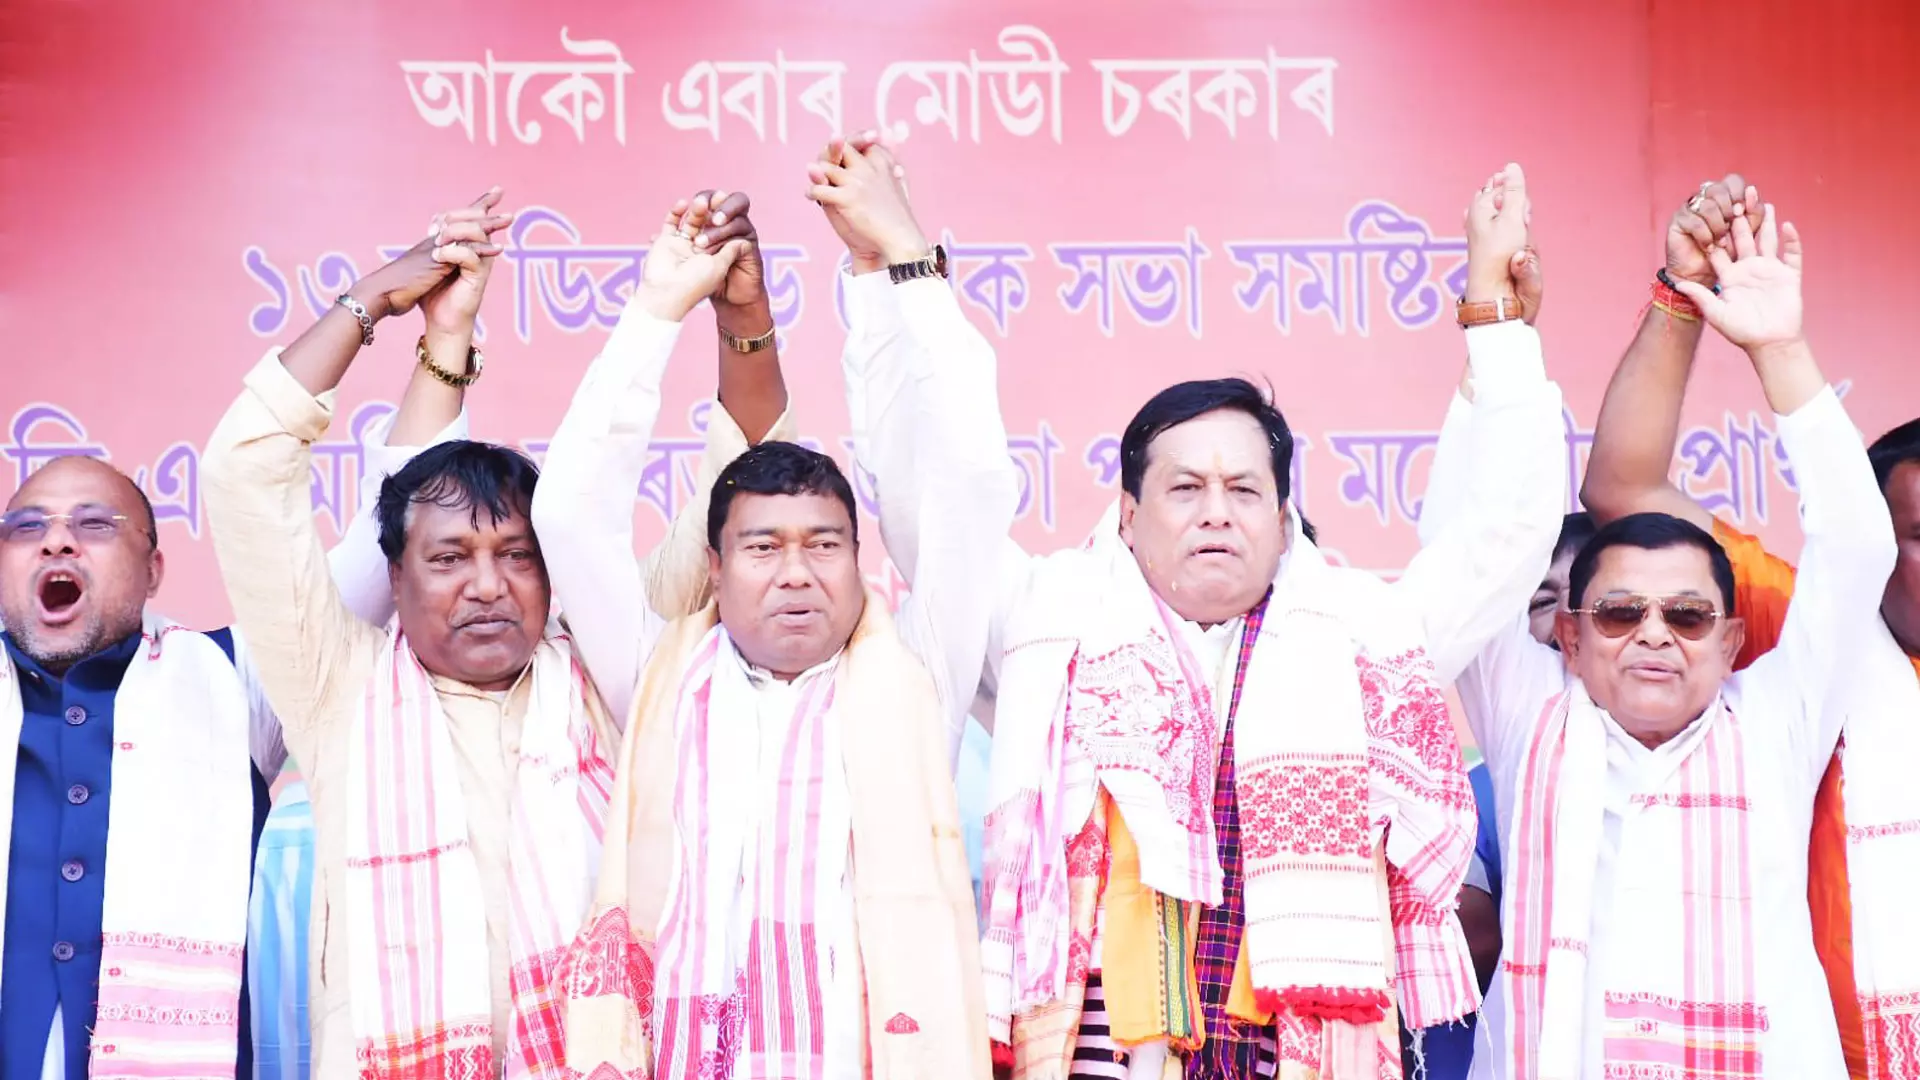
[1463,163,1532,311]
[634,204,749,323]
[806,131,927,275]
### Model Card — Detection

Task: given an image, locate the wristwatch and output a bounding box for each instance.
[887,244,949,284]
[719,324,777,354]
[1455,294,1524,329]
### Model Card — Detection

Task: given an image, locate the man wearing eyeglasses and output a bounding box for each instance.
[1427,197,1895,1080]
[0,223,479,1078]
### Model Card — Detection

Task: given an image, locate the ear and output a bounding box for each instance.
[1718,615,1746,668]
[145,548,166,599]
[1553,608,1581,660]
[387,559,403,596]
[1118,492,1138,548]
[1278,501,1293,553]
[708,547,723,596]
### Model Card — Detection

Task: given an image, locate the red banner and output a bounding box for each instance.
[3,0,1915,628]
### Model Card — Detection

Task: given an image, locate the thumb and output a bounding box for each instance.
[716,238,752,270]
[1669,277,1717,315]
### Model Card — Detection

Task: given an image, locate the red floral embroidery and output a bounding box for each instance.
[1358,649,1457,775]
[1238,762,1371,861]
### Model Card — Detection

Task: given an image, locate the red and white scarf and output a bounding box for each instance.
[0,612,254,1079]
[1839,625,1920,1079]
[649,624,859,1080]
[981,505,1478,1056]
[1501,684,1764,1080]
[346,621,615,1079]
[559,598,991,1080]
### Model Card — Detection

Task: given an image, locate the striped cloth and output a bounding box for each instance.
[1187,599,1276,1080]
[346,624,615,1079]
[651,625,856,1079]
[1501,685,1764,1080]
[248,781,315,1080]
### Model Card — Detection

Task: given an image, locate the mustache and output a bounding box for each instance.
[452,606,521,628]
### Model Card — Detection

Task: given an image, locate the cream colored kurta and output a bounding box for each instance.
[201,345,730,1079]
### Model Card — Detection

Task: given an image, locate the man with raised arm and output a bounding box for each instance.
[1438,196,1893,1078]
[1578,176,1920,1080]
[818,140,1566,1079]
[0,200,478,1080]
[204,188,735,1079]
[545,189,1004,1079]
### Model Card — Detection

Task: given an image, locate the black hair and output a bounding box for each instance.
[1868,417,1920,496]
[375,440,541,563]
[1554,511,1597,563]
[708,441,860,551]
[1566,511,1737,616]
[1119,378,1295,502]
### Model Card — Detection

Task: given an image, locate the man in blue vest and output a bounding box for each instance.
[0,197,489,1080]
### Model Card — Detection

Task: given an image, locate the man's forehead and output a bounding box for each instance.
[405,498,533,540]
[1146,412,1275,475]
[724,491,852,530]
[8,457,141,513]
[1590,543,1716,588]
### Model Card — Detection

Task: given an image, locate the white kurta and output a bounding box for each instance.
[1435,386,1892,1080]
[843,265,1569,1067]
[530,288,1019,1074]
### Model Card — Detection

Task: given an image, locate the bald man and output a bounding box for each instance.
[0,364,463,1076]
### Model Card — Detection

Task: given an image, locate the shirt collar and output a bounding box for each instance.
[730,639,844,690]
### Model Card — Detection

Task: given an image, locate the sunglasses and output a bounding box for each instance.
[1571,594,1724,641]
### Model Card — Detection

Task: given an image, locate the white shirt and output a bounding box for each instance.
[1438,386,1893,1080]
[841,280,1569,713]
[534,293,1015,764]
[847,278,1566,1068]
[728,646,863,1077]
[530,291,1018,1074]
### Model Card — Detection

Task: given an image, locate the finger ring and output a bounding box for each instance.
[1688,195,1705,212]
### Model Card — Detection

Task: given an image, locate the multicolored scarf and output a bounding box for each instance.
[559,595,990,1080]
[0,611,254,1079]
[346,620,616,1078]
[983,505,1478,1077]
[1501,684,1765,1080]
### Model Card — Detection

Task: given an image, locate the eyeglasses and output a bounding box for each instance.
[1571,594,1724,641]
[0,507,136,545]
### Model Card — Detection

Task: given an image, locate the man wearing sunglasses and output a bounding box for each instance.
[1431,196,1895,1080]
[0,223,479,1077]
[1580,176,1920,1080]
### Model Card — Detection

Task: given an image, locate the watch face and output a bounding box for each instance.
[931,244,949,278]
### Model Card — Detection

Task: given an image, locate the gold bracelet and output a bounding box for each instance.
[415,335,484,387]
[718,324,776,354]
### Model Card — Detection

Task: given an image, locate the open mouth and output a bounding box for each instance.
[36,571,85,623]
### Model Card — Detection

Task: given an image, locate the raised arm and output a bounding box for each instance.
[1689,208,1898,771]
[1396,164,1566,684]
[639,189,800,619]
[205,192,510,761]
[1581,175,1762,528]
[528,202,752,725]
[809,136,1024,749]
